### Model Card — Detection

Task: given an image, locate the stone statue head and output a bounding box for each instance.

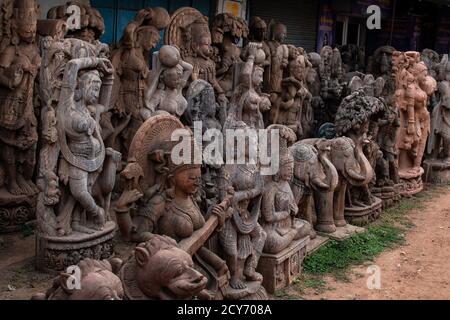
[271,22,287,43]
[12,0,38,43]
[136,26,160,52]
[249,17,267,42]
[76,70,102,105]
[161,64,183,89]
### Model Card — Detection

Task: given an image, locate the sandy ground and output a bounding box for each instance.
[1,186,449,300]
[296,186,450,300]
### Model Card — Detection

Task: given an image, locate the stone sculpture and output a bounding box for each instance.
[271,46,313,139]
[141,45,193,119]
[339,44,365,74]
[114,113,238,300]
[319,46,344,124]
[393,51,437,196]
[32,258,124,300]
[290,139,338,233]
[220,121,268,299]
[225,43,269,130]
[47,1,105,44]
[211,13,249,99]
[306,52,324,135]
[242,17,271,70]
[266,21,288,125]
[108,7,170,159]
[0,0,40,232]
[36,35,120,271]
[165,7,227,123]
[334,75,384,224]
[257,125,310,293]
[424,55,450,183]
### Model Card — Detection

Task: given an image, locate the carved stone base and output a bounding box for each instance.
[371,184,401,209]
[0,188,36,233]
[423,159,450,184]
[318,224,365,241]
[398,168,424,196]
[36,221,116,272]
[306,235,329,256]
[223,280,268,300]
[256,236,309,294]
[344,197,383,226]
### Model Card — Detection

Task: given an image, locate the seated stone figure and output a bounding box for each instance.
[260,125,311,254]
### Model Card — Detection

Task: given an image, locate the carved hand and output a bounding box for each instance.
[116,189,143,211]
[98,58,114,75]
[211,204,225,229]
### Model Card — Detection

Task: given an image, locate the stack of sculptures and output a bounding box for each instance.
[0,0,40,233]
[35,21,120,271]
[107,7,170,160]
[319,46,344,125]
[1,1,448,300]
[393,51,437,196]
[339,44,365,74]
[257,125,311,293]
[424,55,450,183]
[165,7,227,124]
[211,13,249,99]
[334,74,384,225]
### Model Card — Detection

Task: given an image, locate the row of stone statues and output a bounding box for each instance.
[0,0,447,300]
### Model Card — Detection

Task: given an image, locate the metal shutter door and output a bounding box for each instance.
[250,0,319,52]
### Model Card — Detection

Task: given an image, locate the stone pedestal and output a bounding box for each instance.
[423,159,450,184]
[398,168,424,196]
[344,196,382,226]
[36,221,116,273]
[318,224,365,241]
[223,280,268,300]
[371,184,401,209]
[256,236,309,294]
[306,235,329,256]
[0,188,36,233]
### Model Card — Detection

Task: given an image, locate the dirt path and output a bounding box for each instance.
[297,186,450,300]
[1,186,450,300]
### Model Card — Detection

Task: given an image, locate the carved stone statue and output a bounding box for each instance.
[266,21,288,125]
[114,113,242,300]
[306,52,325,135]
[220,121,267,298]
[242,17,271,71]
[36,36,120,271]
[211,13,249,99]
[47,1,105,45]
[165,7,227,122]
[393,51,437,196]
[225,43,269,131]
[339,44,365,74]
[0,0,40,232]
[257,125,310,293]
[334,75,384,224]
[271,46,313,139]
[320,46,344,124]
[290,139,338,233]
[424,55,450,183]
[141,45,193,119]
[108,7,170,159]
[32,258,124,300]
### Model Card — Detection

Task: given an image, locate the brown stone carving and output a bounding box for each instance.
[335,75,384,224]
[319,46,344,124]
[0,0,40,232]
[47,1,105,44]
[393,51,437,196]
[271,46,313,139]
[114,113,232,300]
[32,258,124,300]
[339,44,365,74]
[108,8,170,159]
[257,125,310,293]
[424,55,450,183]
[306,52,325,135]
[290,139,339,233]
[225,43,269,130]
[211,13,249,98]
[165,7,228,121]
[36,33,120,271]
[118,234,208,300]
[219,122,268,299]
[266,21,288,124]
[242,17,271,70]
[141,45,193,119]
